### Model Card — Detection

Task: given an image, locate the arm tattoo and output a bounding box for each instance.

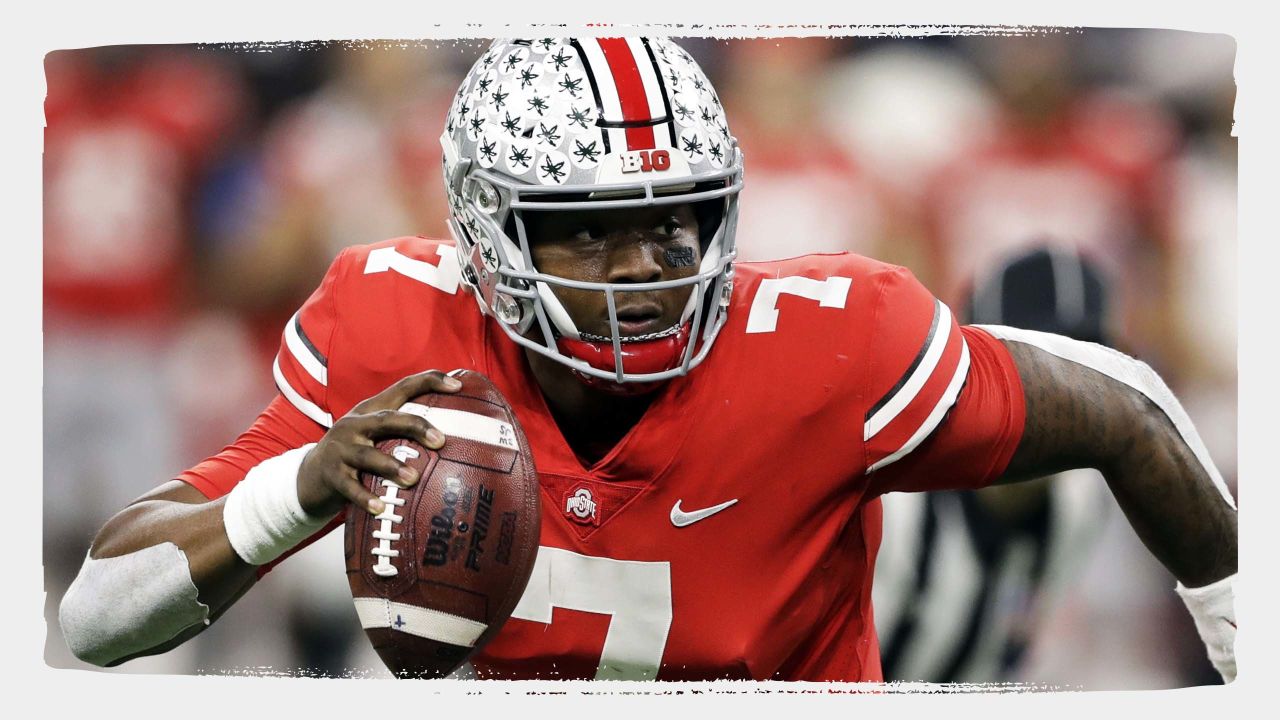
[1000,340,1237,587]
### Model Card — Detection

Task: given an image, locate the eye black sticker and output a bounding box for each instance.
[664,246,695,268]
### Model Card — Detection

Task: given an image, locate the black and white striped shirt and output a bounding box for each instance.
[874,471,1109,683]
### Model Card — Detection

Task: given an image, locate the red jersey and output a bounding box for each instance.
[178,236,1025,682]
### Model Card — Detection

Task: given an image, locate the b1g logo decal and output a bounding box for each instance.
[619,149,671,173]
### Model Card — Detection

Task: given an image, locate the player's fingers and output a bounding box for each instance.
[342,444,420,489]
[352,370,463,414]
[327,466,388,516]
[348,409,445,450]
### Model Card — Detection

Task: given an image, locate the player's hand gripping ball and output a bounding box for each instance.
[344,370,541,678]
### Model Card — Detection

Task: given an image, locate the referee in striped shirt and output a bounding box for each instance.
[873,243,1115,684]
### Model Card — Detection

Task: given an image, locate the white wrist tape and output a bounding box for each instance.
[59,543,210,667]
[222,443,335,565]
[1177,574,1237,683]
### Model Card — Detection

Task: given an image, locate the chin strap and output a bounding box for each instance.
[557,324,692,396]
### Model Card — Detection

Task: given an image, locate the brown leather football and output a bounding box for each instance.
[345,369,540,678]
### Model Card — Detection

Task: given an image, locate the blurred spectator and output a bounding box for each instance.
[818,40,1001,280]
[717,38,890,263]
[923,35,1182,345]
[198,43,463,344]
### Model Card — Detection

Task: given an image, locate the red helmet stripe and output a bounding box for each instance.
[596,37,656,151]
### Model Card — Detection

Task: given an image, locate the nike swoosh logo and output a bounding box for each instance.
[670,498,738,527]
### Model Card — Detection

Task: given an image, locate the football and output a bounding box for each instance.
[344,369,541,678]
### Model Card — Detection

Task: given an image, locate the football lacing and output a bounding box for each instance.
[370,479,407,577]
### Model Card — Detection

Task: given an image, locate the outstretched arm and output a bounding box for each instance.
[857,265,1236,680]
[994,330,1237,586]
[986,325,1237,680]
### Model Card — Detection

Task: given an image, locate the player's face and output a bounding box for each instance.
[524,204,702,340]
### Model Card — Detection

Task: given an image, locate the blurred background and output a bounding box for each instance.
[42,31,1237,686]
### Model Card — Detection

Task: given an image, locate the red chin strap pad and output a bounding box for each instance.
[556,324,692,395]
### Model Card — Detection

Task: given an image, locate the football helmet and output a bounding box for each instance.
[440,38,743,390]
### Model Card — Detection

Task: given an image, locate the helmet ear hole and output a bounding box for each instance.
[693,198,724,253]
[502,214,524,253]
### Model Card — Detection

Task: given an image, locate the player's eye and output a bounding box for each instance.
[655,217,683,236]
[570,225,602,243]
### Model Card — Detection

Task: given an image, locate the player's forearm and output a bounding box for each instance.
[992,329,1239,682]
[1100,402,1237,587]
[995,331,1237,586]
[89,487,259,611]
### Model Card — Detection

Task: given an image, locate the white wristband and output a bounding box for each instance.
[222,443,335,565]
[1176,573,1237,683]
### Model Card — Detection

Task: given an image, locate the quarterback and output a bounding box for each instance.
[59,38,1237,683]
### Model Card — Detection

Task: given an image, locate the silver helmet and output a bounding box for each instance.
[440,37,743,387]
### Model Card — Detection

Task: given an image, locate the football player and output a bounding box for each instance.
[59,38,1236,683]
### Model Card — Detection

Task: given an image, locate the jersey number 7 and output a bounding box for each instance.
[364,245,461,294]
[745,275,853,334]
[509,546,673,680]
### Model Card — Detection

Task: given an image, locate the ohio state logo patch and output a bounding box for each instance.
[564,487,599,525]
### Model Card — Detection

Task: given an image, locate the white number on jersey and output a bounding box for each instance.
[745,275,853,334]
[510,546,672,680]
[363,245,461,294]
